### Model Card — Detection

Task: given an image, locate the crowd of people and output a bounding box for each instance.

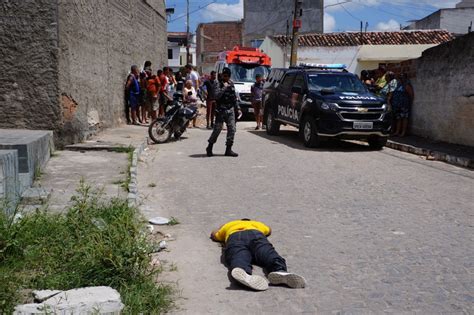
[360,65,415,137]
[124,62,265,132]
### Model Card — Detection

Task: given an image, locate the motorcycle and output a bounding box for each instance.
[148,92,198,144]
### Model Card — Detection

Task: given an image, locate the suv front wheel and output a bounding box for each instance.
[301,116,320,148]
[266,110,280,135]
[368,136,387,150]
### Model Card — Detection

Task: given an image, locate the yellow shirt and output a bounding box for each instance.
[375,74,387,89]
[213,220,271,242]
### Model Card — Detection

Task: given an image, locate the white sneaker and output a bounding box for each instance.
[268,271,306,288]
[231,268,269,291]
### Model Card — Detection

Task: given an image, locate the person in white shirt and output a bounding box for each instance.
[183,80,198,128]
[185,64,200,90]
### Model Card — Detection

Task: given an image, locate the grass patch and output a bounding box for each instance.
[33,166,42,181]
[168,217,180,226]
[110,146,134,154]
[121,150,134,192]
[0,183,173,314]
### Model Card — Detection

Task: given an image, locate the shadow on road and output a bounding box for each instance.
[248,130,374,152]
[189,154,229,158]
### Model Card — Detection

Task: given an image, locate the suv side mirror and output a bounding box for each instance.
[291,86,303,94]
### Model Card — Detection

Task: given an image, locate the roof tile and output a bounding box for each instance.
[273,30,454,47]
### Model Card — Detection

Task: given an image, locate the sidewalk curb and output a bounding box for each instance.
[128,137,148,207]
[386,140,473,169]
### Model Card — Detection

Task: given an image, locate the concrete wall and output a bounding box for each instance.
[260,36,286,68]
[57,0,167,145]
[0,150,19,213]
[243,0,323,45]
[0,0,61,131]
[405,11,441,31]
[405,8,474,35]
[0,0,167,147]
[411,32,474,146]
[440,8,474,35]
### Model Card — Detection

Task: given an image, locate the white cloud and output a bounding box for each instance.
[201,0,243,21]
[376,19,400,31]
[324,13,336,32]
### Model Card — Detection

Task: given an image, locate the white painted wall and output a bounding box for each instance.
[298,46,361,71]
[168,45,196,70]
[260,36,286,68]
[168,46,181,68]
[261,37,440,75]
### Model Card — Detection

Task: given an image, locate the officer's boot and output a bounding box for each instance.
[225,145,238,157]
[206,143,214,157]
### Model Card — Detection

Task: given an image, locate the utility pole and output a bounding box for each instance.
[186,0,191,65]
[290,0,303,67]
[284,19,290,67]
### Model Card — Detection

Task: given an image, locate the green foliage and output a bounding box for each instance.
[168,217,180,226]
[0,183,172,314]
[109,146,134,154]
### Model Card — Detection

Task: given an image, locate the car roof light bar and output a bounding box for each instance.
[298,63,347,70]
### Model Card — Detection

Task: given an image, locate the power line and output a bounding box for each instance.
[340,4,362,22]
[169,0,217,23]
[352,1,423,21]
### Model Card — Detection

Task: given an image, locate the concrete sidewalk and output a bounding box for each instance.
[27,125,149,213]
[387,135,474,169]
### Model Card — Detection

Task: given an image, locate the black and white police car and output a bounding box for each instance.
[263,64,392,149]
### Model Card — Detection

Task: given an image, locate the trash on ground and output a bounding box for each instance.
[149,216,170,225]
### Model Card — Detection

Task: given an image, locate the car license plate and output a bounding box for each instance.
[248,108,254,113]
[353,122,373,130]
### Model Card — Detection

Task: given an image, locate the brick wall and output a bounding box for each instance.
[0,0,167,147]
[386,59,418,79]
[196,21,243,72]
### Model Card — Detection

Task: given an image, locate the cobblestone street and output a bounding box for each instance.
[138,123,474,314]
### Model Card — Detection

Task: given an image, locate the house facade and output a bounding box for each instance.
[168,32,196,71]
[260,31,454,76]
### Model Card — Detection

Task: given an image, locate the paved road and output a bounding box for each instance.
[138,123,473,315]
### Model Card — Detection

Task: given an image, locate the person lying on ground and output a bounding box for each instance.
[211,219,306,291]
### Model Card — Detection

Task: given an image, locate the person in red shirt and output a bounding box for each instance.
[145,69,161,121]
[159,67,172,117]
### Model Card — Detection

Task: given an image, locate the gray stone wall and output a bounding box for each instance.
[243,0,323,46]
[0,0,60,131]
[0,0,167,147]
[57,0,167,145]
[411,32,474,147]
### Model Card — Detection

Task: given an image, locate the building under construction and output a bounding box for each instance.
[243,0,323,47]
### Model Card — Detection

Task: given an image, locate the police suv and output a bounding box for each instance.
[263,64,392,149]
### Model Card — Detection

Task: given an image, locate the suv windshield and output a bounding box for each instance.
[308,74,367,93]
[228,64,270,83]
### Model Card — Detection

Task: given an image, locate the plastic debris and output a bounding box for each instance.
[149,216,170,225]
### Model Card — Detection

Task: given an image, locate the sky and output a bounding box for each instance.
[166,0,462,33]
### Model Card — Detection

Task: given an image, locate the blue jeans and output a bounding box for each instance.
[225,230,287,275]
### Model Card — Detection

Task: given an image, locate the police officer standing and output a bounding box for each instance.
[206,67,242,157]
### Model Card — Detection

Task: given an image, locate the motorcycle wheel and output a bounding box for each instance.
[148,118,172,144]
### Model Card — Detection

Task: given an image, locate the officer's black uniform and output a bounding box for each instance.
[206,68,240,157]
